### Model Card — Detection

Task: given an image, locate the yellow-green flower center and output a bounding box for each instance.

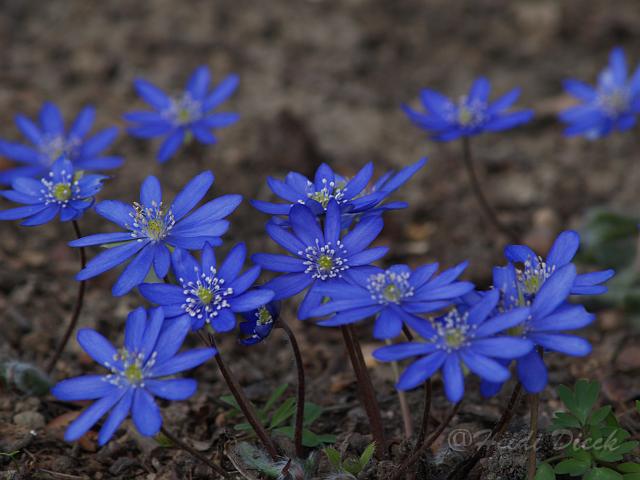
[317,255,334,272]
[146,219,165,240]
[257,306,272,325]
[124,363,143,383]
[508,324,525,337]
[458,106,473,126]
[445,329,465,348]
[196,286,214,305]
[52,183,72,201]
[383,284,401,303]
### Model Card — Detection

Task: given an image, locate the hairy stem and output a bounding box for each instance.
[416,379,433,447]
[527,392,540,480]
[460,137,518,242]
[277,320,305,458]
[160,426,228,478]
[46,220,86,375]
[340,325,387,459]
[386,339,413,439]
[203,333,279,459]
[391,401,463,480]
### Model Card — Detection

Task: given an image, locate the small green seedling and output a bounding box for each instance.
[535,379,640,480]
[323,442,376,478]
[221,383,336,448]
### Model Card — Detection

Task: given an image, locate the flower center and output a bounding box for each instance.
[165,94,202,126]
[517,257,554,298]
[181,266,234,325]
[40,170,78,206]
[129,201,175,242]
[451,97,487,128]
[597,88,630,116]
[301,240,349,280]
[52,182,72,201]
[256,306,273,326]
[38,135,80,164]
[124,363,144,383]
[104,348,157,388]
[303,178,347,209]
[433,309,476,352]
[367,270,414,305]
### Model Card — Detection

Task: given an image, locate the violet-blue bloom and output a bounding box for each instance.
[251,158,426,218]
[403,77,533,142]
[559,47,640,139]
[139,243,274,332]
[51,308,216,445]
[309,262,474,340]
[0,158,106,226]
[70,171,241,296]
[125,66,239,163]
[0,102,122,185]
[238,301,279,346]
[252,200,388,319]
[373,290,533,403]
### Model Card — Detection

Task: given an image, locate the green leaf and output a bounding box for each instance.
[578,208,639,269]
[269,397,296,429]
[324,447,342,469]
[535,463,556,480]
[233,422,253,431]
[623,475,640,480]
[343,458,363,476]
[558,384,579,416]
[575,379,600,423]
[589,406,613,426]
[302,402,323,426]
[555,458,590,476]
[619,464,640,474]
[553,412,583,429]
[359,442,376,467]
[316,433,337,444]
[263,384,289,413]
[585,467,623,480]
[219,394,240,410]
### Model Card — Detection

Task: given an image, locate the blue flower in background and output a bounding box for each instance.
[0,158,106,226]
[309,262,474,340]
[374,290,533,403]
[403,77,533,142]
[253,200,388,319]
[70,171,241,296]
[0,102,122,185]
[481,263,595,396]
[239,301,279,346]
[251,158,426,218]
[52,308,216,445]
[139,243,273,332]
[504,230,614,296]
[125,66,239,163]
[559,47,640,139]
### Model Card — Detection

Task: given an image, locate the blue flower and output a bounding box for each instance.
[238,301,279,346]
[373,290,533,403]
[139,243,274,332]
[308,262,474,340]
[51,307,216,445]
[70,171,241,296]
[0,102,122,185]
[0,158,106,226]
[403,77,533,142]
[251,159,426,219]
[481,263,595,396]
[559,47,640,139]
[125,66,239,163]
[503,230,614,296]
[252,200,388,319]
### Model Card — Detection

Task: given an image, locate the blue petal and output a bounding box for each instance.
[94,200,136,228]
[0,204,48,221]
[309,296,375,317]
[547,230,580,267]
[290,204,324,246]
[173,194,242,228]
[531,264,576,319]
[75,156,124,170]
[348,247,388,266]
[212,309,236,332]
[265,222,306,254]
[517,350,547,394]
[487,88,521,114]
[372,308,404,340]
[397,351,447,391]
[459,349,510,383]
[186,66,210,99]
[150,348,217,377]
[139,308,165,362]
[252,253,305,273]
[528,333,591,356]
[442,354,464,403]
[504,245,537,265]
[76,241,147,281]
[145,379,197,400]
[529,305,594,332]
[20,205,59,226]
[418,89,453,119]
[219,243,246,281]
[80,128,118,158]
[39,102,64,135]
[475,307,530,337]
[170,171,214,221]
[324,200,341,244]
[484,111,533,132]
[191,125,217,144]
[203,74,239,111]
[134,78,172,110]
[124,307,147,352]
[468,77,491,103]
[153,244,171,279]
[373,342,437,361]
[563,79,597,102]
[470,337,533,359]
[15,114,42,144]
[263,272,312,300]
[140,176,162,207]
[132,389,162,437]
[69,232,135,247]
[228,266,261,294]
[467,289,499,325]
[153,316,191,364]
[65,390,124,442]
[317,304,383,327]
[342,216,383,253]
[231,289,275,312]
[77,329,119,368]
[52,375,116,401]
[157,129,184,163]
[199,112,240,128]
[111,245,156,296]
[69,106,96,139]
[98,389,133,446]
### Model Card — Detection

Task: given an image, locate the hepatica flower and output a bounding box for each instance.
[139,243,274,332]
[71,171,241,296]
[51,308,216,445]
[253,200,388,319]
[560,47,640,139]
[0,158,105,226]
[0,102,122,185]
[125,66,239,163]
[403,77,533,141]
[238,301,279,346]
[251,159,426,218]
[309,262,474,340]
[374,290,533,403]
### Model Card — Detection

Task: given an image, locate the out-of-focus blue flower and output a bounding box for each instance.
[51,308,216,445]
[373,290,533,403]
[403,78,533,142]
[238,301,279,346]
[125,66,239,163]
[504,230,615,296]
[252,200,388,319]
[559,47,640,139]
[309,262,474,340]
[0,158,106,226]
[139,243,273,332]
[70,171,241,296]
[0,102,122,185]
[251,158,427,219]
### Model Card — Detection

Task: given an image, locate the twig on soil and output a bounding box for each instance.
[160,426,229,478]
[527,391,540,480]
[46,220,86,375]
